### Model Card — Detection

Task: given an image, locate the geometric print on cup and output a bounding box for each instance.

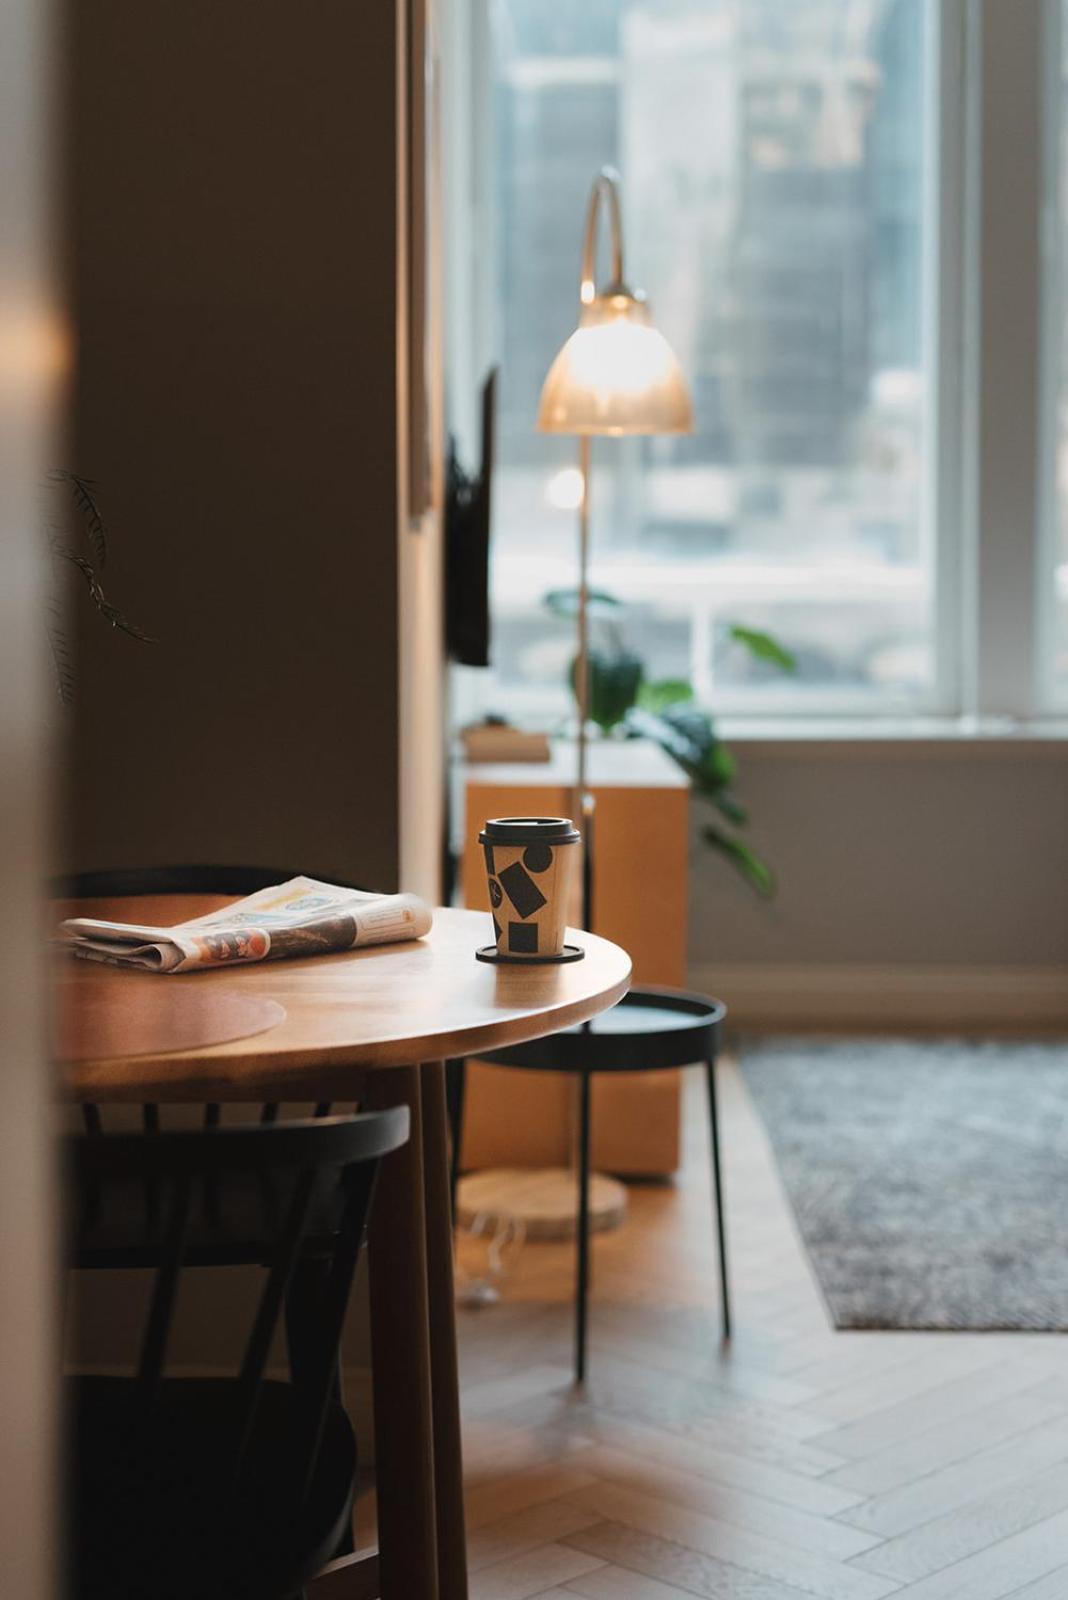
[523,840,553,873]
[482,835,576,959]
[498,860,547,921]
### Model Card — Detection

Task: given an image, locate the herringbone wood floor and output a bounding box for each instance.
[453,1056,1068,1600]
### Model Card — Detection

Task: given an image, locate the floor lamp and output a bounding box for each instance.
[456,169,695,1249]
[538,165,693,931]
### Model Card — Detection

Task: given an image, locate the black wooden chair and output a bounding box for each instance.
[447,987,729,1383]
[58,864,372,1570]
[66,1108,408,1600]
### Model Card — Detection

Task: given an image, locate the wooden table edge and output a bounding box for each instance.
[60,966,633,1102]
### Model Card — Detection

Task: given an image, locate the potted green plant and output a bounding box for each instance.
[544,588,795,897]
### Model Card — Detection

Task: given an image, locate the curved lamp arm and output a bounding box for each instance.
[580,167,627,306]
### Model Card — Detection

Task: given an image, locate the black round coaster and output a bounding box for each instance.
[475,943,585,966]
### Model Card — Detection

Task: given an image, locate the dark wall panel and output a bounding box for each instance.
[64,0,400,889]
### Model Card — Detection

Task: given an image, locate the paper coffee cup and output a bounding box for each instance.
[479,817,581,960]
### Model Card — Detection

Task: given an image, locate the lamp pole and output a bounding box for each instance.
[575,430,594,930]
[458,170,694,1289]
[571,168,625,934]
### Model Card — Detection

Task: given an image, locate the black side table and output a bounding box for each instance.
[447,987,729,1383]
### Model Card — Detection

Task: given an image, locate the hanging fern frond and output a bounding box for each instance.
[43,472,156,706]
[52,469,110,571]
[53,545,157,643]
[44,597,76,706]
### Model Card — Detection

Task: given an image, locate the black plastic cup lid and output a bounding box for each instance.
[479,816,580,845]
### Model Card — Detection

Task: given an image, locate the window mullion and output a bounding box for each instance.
[931,0,969,715]
[969,0,1045,719]
[1036,0,1064,711]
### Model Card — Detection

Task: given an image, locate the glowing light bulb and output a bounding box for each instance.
[538,294,692,437]
[546,467,585,511]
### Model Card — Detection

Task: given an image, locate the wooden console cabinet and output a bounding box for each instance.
[460,740,689,1175]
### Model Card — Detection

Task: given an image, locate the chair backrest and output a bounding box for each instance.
[68,1109,408,1503]
[53,864,366,899]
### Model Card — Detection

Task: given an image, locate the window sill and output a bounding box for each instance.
[717,715,1068,756]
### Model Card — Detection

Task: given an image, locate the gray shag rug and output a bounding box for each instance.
[739,1037,1068,1331]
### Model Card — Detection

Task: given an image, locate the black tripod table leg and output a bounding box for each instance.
[575,1066,592,1384]
[706,1055,731,1340]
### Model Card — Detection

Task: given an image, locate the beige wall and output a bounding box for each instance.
[62,0,403,889]
[689,741,1068,1027]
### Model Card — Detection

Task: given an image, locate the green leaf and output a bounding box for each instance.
[632,702,734,792]
[682,737,735,794]
[543,587,623,621]
[572,648,643,734]
[702,824,775,898]
[637,677,694,713]
[708,790,748,826]
[657,703,716,750]
[628,699,776,898]
[698,742,736,788]
[728,624,797,673]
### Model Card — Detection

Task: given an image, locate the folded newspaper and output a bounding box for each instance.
[58,877,433,974]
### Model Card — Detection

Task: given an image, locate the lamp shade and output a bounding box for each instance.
[537,290,693,437]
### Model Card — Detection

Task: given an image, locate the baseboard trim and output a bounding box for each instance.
[688,962,1068,1032]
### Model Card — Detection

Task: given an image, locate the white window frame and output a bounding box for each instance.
[1037,0,1068,713]
[967,0,1044,719]
[443,0,1068,735]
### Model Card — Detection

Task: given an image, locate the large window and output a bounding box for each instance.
[448,1,1065,727]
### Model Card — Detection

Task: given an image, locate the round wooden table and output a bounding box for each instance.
[54,895,631,1600]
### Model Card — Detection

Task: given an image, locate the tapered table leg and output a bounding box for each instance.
[421,1062,469,1600]
[366,1065,439,1600]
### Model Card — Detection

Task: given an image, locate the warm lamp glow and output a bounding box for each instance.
[0,299,71,393]
[538,291,692,436]
[546,466,586,510]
